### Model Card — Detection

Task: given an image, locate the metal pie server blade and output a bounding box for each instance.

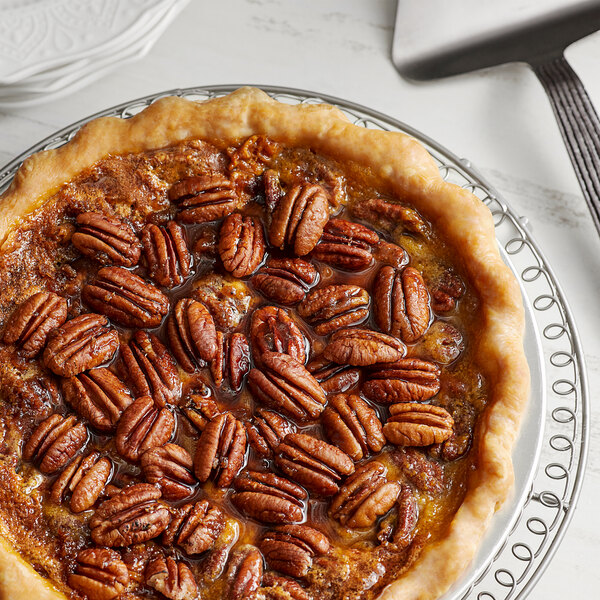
[392,0,600,235]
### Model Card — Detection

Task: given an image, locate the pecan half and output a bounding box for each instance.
[228,134,279,190]
[429,268,465,313]
[350,197,429,236]
[373,266,430,343]
[3,291,67,358]
[275,433,354,496]
[210,331,251,391]
[247,352,327,422]
[373,240,409,269]
[194,412,247,487]
[297,284,370,336]
[167,298,218,372]
[43,314,119,377]
[226,546,264,600]
[311,219,378,271]
[193,273,253,331]
[90,483,170,547]
[146,556,198,600]
[322,328,406,367]
[246,408,295,458]
[392,448,445,495]
[252,257,318,305]
[115,395,175,463]
[384,403,454,446]
[362,357,441,404]
[182,393,221,432]
[306,355,360,395]
[268,183,330,256]
[260,524,330,579]
[198,545,232,584]
[430,392,477,462]
[51,451,111,513]
[417,320,464,364]
[169,174,238,223]
[121,331,181,406]
[162,499,225,554]
[392,484,419,548]
[322,394,385,461]
[250,306,307,367]
[262,573,310,600]
[72,212,141,267]
[62,368,134,432]
[68,547,129,600]
[329,461,400,528]
[218,213,266,277]
[141,443,196,501]
[264,169,284,211]
[82,266,169,328]
[142,221,192,288]
[232,470,307,524]
[23,413,87,474]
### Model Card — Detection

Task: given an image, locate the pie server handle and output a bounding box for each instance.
[532,54,600,235]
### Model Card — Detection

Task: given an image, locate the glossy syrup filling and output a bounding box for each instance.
[0,135,487,600]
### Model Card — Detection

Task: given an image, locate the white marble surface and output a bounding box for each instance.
[0,1,598,597]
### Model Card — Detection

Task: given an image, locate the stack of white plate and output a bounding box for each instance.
[0,0,189,109]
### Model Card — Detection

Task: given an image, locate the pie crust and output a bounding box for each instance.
[0,87,529,600]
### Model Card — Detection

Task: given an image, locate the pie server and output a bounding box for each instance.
[392,0,600,235]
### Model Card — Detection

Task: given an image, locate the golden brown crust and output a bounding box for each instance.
[0,87,529,600]
[0,533,64,599]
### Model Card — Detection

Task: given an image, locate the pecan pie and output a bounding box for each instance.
[0,88,529,600]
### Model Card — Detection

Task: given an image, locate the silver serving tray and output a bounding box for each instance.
[0,85,588,600]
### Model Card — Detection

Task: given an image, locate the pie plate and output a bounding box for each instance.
[0,85,588,600]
